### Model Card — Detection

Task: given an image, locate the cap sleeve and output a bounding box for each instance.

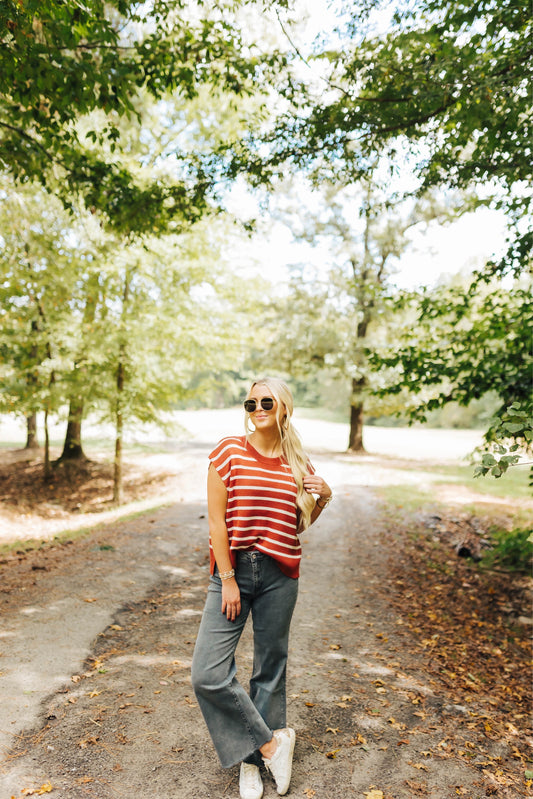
[208,437,238,487]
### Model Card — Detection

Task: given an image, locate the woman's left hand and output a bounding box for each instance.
[303,474,331,501]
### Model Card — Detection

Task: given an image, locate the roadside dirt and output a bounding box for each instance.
[0,438,531,799]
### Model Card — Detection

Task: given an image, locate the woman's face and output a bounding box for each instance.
[246,384,281,433]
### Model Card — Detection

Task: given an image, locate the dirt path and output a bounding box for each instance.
[1,443,526,799]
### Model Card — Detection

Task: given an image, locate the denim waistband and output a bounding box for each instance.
[235,549,267,562]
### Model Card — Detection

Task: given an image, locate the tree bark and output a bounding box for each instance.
[347,185,372,455]
[113,360,124,505]
[113,269,131,505]
[25,413,39,449]
[58,276,101,462]
[25,317,40,449]
[44,407,51,478]
[60,398,86,460]
[348,376,366,452]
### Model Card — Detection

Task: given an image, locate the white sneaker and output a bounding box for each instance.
[262,728,296,796]
[239,762,263,799]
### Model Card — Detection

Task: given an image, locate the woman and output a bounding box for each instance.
[191,377,332,799]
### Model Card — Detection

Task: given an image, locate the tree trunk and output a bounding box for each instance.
[25,318,40,449]
[25,413,39,449]
[58,276,101,462]
[60,398,86,460]
[44,407,51,479]
[43,367,55,478]
[348,401,365,452]
[113,269,131,505]
[348,377,366,452]
[113,360,124,505]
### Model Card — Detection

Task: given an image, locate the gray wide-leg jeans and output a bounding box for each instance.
[191,550,299,768]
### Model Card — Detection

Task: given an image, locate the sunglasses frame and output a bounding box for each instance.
[243,397,275,413]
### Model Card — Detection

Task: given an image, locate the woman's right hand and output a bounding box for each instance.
[221,578,241,621]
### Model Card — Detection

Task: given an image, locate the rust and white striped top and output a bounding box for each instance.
[208,435,313,579]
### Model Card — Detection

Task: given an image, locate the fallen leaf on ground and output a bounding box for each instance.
[21,784,53,796]
[405,780,428,796]
[78,736,99,748]
[388,717,407,730]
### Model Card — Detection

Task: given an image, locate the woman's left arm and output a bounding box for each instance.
[303,474,332,525]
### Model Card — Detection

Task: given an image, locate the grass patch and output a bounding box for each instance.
[376,463,532,530]
[0,526,94,557]
[0,501,174,558]
[376,484,437,513]
[421,462,531,500]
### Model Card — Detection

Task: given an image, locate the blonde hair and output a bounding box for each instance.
[245,377,315,530]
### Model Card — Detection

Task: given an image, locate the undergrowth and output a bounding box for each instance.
[480,526,533,573]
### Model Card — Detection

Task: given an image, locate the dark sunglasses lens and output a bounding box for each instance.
[244,398,275,412]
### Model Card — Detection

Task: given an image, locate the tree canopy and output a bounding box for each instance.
[231,0,531,274]
[1,0,531,491]
[369,275,532,476]
[250,0,531,473]
[0,0,282,232]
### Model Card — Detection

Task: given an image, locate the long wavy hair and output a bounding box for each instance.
[245,377,315,530]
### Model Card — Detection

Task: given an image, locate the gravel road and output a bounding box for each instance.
[0,425,510,799]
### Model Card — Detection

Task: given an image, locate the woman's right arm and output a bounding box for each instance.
[207,463,241,621]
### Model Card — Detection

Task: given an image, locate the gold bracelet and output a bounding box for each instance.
[219,568,235,580]
[316,495,332,509]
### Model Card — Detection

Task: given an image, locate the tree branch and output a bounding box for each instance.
[0,121,55,162]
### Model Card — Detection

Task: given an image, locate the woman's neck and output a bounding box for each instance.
[249,430,282,458]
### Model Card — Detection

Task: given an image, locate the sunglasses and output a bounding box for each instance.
[243,397,275,413]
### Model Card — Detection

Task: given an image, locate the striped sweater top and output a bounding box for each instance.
[208,435,314,579]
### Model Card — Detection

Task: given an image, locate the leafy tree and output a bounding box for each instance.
[0,173,259,496]
[253,177,458,450]
[1,26,278,466]
[248,0,531,275]
[369,276,533,478]
[248,0,532,470]
[91,222,253,502]
[0,0,284,232]
[0,180,97,470]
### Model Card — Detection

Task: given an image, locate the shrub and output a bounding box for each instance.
[481,527,533,573]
